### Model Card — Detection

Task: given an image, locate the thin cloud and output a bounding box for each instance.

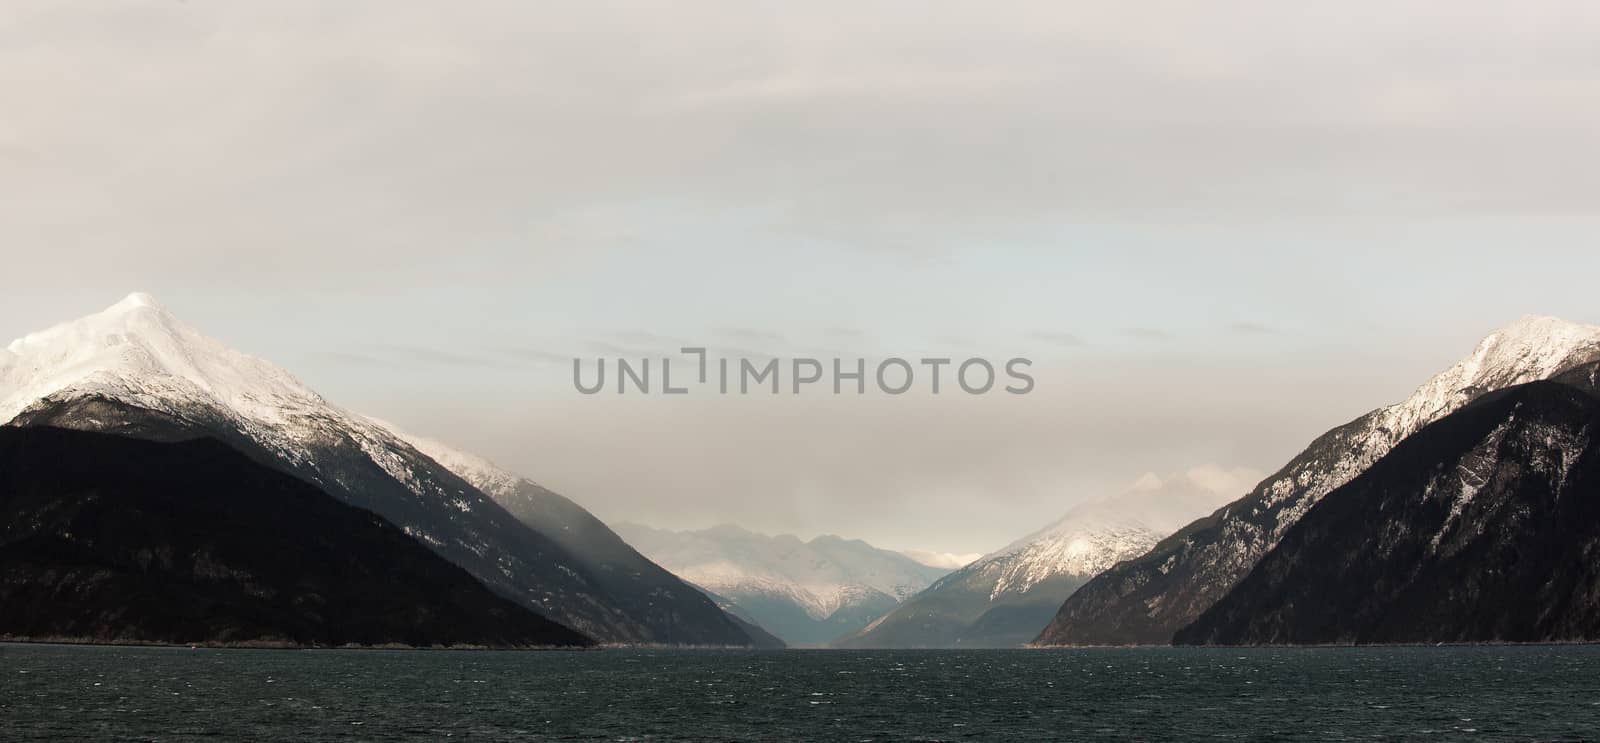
[1124,327,1175,341]
[307,350,390,368]
[716,327,786,344]
[1230,321,1275,335]
[313,344,539,369]
[929,334,977,348]
[1030,331,1084,347]
[613,330,695,349]
[708,344,778,362]
[500,346,571,366]
[371,344,510,368]
[581,340,657,358]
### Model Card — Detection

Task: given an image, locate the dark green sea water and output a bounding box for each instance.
[4,643,1598,741]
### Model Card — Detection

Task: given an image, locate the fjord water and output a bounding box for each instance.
[4,644,1598,741]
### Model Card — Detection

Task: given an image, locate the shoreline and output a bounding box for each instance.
[0,636,594,652]
[9,637,1600,652]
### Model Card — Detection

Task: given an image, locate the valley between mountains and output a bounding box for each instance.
[5,294,1600,648]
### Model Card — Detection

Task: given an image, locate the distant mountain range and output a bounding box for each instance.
[615,524,950,646]
[1036,315,1600,646]
[11,296,1600,650]
[0,294,759,647]
[378,424,783,647]
[837,467,1254,648]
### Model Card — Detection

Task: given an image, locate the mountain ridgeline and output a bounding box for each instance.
[0,294,760,647]
[379,426,779,647]
[10,296,1600,650]
[1176,367,1600,645]
[1034,316,1600,647]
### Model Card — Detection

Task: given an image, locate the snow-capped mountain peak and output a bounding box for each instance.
[1257,315,1600,532]
[0,293,509,531]
[977,514,1160,601]
[972,465,1260,600]
[837,465,1259,648]
[0,292,326,428]
[1038,315,1600,646]
[1388,315,1600,434]
[105,290,161,314]
[0,294,760,646]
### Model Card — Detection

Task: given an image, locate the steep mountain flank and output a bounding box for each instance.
[0,426,591,648]
[1177,373,1600,645]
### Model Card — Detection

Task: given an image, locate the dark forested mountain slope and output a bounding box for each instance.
[1176,374,1600,645]
[0,294,756,646]
[386,429,773,648]
[0,426,592,648]
[1035,316,1600,646]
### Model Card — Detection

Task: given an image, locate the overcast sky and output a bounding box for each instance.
[4,1,1600,553]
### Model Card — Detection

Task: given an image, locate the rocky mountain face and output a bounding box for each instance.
[0,294,754,646]
[0,426,591,648]
[614,524,949,646]
[839,468,1251,648]
[1034,316,1600,646]
[1177,368,1600,645]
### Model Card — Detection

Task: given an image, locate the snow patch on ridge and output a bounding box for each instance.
[370,418,536,502]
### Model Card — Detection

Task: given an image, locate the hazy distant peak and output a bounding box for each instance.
[1177,464,1263,497]
[1128,472,1164,491]
[615,522,950,622]
[900,549,983,570]
[704,523,761,538]
[994,464,1265,560]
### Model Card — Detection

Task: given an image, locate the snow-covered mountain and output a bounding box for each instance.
[613,523,952,646]
[837,466,1257,648]
[1036,315,1600,646]
[1178,362,1600,645]
[0,293,756,646]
